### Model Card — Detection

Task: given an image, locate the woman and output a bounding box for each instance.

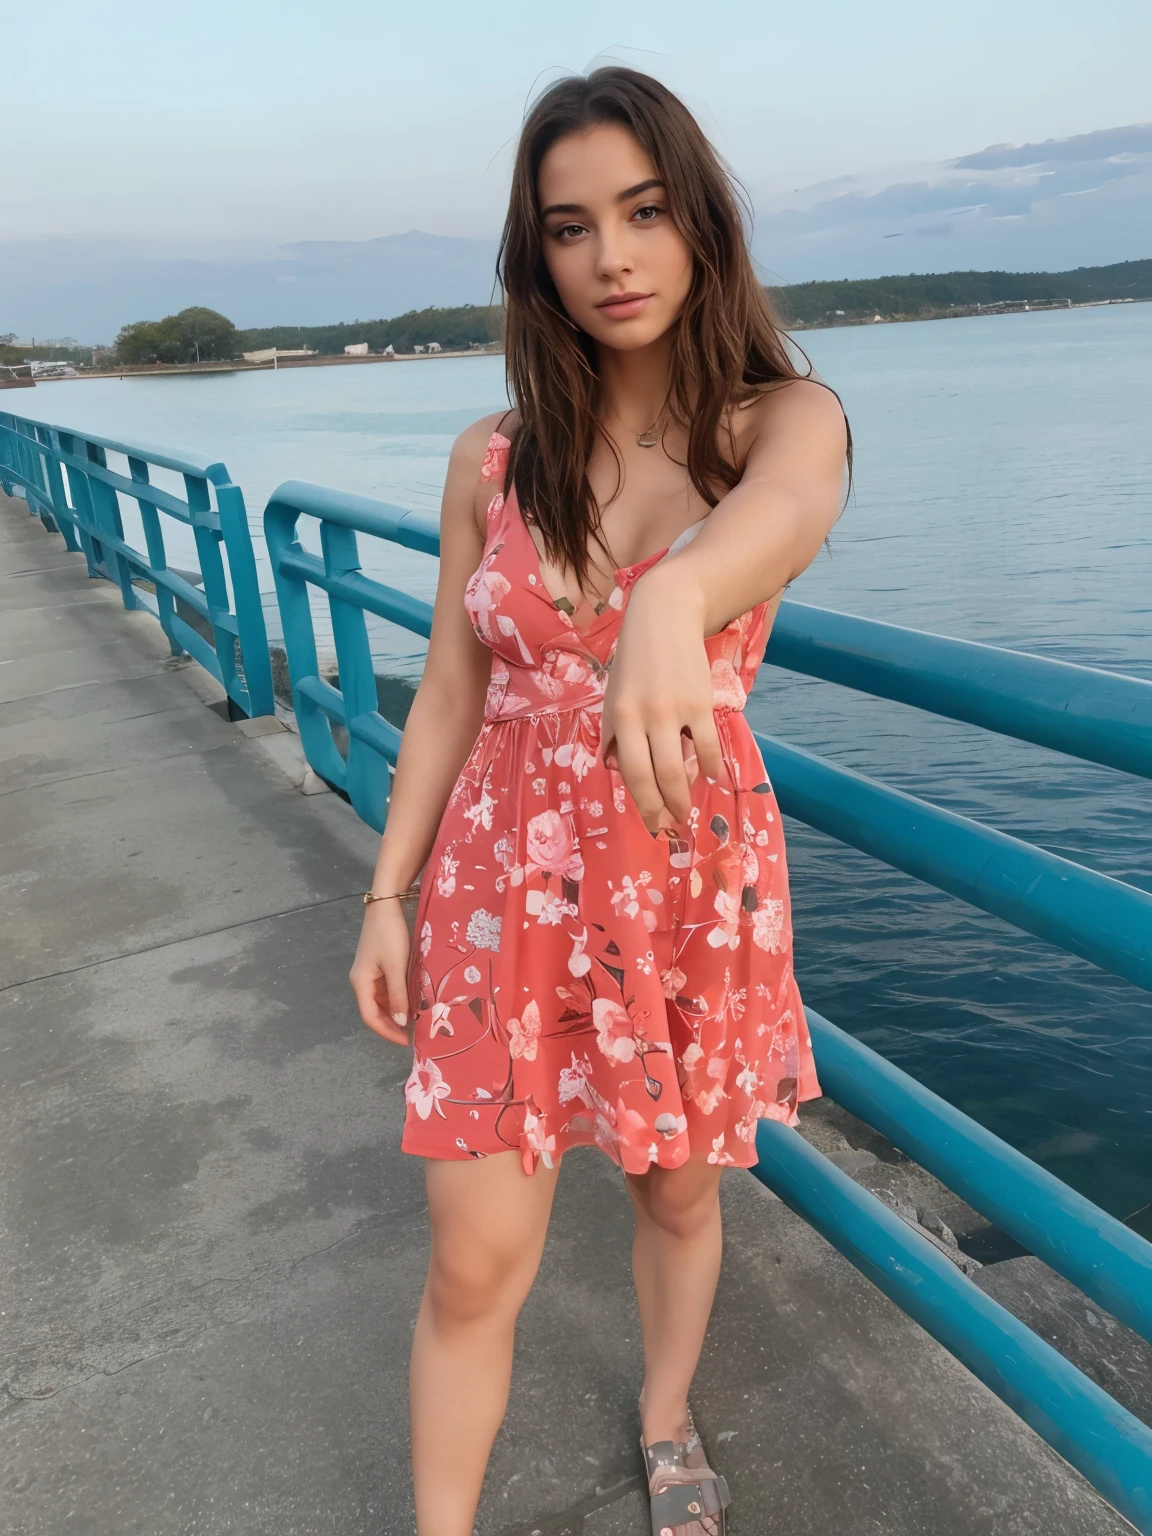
[350,66,848,1536]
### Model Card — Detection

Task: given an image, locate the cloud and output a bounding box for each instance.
[752,123,1152,282]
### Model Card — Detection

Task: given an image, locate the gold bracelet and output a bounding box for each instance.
[363,884,420,906]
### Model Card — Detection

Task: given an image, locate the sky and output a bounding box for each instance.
[8,0,1151,243]
[4,0,1151,338]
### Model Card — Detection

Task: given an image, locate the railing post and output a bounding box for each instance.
[128,455,181,657]
[83,441,137,609]
[38,427,79,551]
[57,431,106,579]
[322,520,390,829]
[264,499,349,788]
[211,475,275,717]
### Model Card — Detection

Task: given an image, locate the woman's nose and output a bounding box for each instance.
[596,233,634,281]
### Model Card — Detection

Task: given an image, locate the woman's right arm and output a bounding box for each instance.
[349,415,502,1043]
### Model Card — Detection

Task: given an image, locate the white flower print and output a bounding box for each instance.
[557,1052,594,1106]
[661,965,687,998]
[405,1056,451,1120]
[525,888,579,924]
[465,908,502,951]
[751,898,785,953]
[464,779,497,834]
[430,1001,454,1037]
[508,999,542,1061]
[654,1112,688,1137]
[522,1104,556,1168]
[592,997,637,1063]
[568,928,592,977]
[735,1063,759,1095]
[436,849,458,898]
[463,965,482,985]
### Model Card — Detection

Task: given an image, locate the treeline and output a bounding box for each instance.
[25,259,1149,371]
[234,304,503,356]
[0,339,93,367]
[115,308,239,365]
[768,259,1152,327]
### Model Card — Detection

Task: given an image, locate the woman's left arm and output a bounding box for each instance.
[601,379,848,834]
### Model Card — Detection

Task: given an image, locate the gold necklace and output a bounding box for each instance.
[636,402,670,448]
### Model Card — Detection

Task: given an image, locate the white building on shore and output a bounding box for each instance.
[242,347,317,364]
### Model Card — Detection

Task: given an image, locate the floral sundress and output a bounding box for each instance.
[402,432,820,1175]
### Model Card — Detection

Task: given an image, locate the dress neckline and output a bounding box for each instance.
[506,485,706,638]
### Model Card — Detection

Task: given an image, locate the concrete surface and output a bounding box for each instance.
[0,491,1137,1535]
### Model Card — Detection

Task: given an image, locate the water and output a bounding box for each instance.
[30,305,1152,1227]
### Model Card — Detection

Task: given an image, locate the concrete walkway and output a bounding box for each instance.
[0,490,1135,1536]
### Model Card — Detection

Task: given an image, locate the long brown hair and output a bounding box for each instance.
[497,66,837,586]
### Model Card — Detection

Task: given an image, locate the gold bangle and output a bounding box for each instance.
[363,885,420,906]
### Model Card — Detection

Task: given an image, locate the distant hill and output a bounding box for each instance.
[227,261,1151,358]
[768,259,1152,328]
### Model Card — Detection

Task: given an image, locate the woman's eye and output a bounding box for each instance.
[555,223,586,240]
[634,204,662,222]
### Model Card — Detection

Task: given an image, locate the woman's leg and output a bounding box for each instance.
[624,1154,724,1444]
[410,1149,559,1535]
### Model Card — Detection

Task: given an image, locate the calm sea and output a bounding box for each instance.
[33,304,1152,1227]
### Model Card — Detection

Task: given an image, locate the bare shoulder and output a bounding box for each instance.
[448,410,517,479]
[737,377,847,453]
[440,411,517,538]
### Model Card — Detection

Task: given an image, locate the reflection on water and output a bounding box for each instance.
[40,305,1152,1224]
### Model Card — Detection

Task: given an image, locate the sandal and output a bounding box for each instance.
[640,1406,730,1536]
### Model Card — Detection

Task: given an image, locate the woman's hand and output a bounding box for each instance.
[349,901,413,1045]
[600,564,727,835]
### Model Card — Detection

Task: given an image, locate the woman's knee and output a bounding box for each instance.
[630,1161,722,1241]
[425,1231,535,1328]
[421,1150,558,1329]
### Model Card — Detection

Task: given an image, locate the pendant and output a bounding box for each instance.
[636,426,660,448]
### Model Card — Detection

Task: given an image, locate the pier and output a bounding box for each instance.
[2,407,1151,1534]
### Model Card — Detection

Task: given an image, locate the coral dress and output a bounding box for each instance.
[402,432,819,1175]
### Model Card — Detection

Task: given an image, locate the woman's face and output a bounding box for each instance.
[537,123,694,353]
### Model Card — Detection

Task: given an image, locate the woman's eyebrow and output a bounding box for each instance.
[539,179,665,219]
[616,178,664,202]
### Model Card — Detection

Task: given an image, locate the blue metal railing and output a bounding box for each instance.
[767,601,1152,780]
[4,417,1151,1530]
[263,480,438,828]
[0,410,274,718]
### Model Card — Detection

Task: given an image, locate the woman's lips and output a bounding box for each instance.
[595,293,653,320]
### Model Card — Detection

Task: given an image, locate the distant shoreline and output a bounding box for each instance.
[52,346,499,383]
[786,295,1146,332]
[32,294,1150,383]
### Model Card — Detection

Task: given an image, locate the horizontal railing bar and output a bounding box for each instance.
[752,1121,1152,1534]
[9,414,232,483]
[296,674,348,722]
[151,567,210,615]
[767,601,1152,780]
[266,481,440,555]
[170,617,221,680]
[275,546,435,638]
[51,449,204,525]
[0,465,54,513]
[806,1008,1152,1344]
[756,732,1152,993]
[349,709,403,764]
